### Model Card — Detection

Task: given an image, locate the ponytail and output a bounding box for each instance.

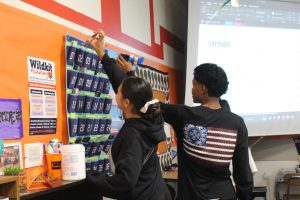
[140,102,161,120]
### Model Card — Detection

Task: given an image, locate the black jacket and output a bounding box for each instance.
[87,53,171,200]
[87,117,169,200]
[161,103,253,200]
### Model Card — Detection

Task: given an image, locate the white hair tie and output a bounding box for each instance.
[139,99,159,113]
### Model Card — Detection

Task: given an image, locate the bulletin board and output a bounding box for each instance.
[0,4,84,170]
[0,3,183,171]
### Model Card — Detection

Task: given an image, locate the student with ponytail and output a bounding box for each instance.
[86,31,171,200]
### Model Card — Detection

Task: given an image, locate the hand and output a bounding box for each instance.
[86,172,102,189]
[85,30,106,59]
[116,54,133,73]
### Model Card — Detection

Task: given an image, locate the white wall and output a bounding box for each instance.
[120,0,151,46]
[153,0,187,44]
[0,0,188,70]
[250,139,300,200]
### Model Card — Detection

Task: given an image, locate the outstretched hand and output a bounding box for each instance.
[116,54,133,73]
[85,30,106,59]
[86,30,133,73]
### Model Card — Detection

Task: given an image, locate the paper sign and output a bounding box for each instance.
[0,98,23,139]
[25,143,44,168]
[27,56,56,85]
[27,57,57,135]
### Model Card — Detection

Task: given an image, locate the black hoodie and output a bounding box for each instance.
[87,117,168,200]
[87,53,171,200]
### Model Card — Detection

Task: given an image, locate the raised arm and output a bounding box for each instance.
[85,30,130,93]
[100,53,129,93]
[160,102,187,126]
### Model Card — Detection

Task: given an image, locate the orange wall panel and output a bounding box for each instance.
[0,3,183,170]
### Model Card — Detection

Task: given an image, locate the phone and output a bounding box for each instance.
[120,54,130,62]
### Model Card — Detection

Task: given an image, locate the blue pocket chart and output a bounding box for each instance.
[65,34,123,173]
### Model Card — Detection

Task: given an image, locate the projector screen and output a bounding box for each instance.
[186,0,300,137]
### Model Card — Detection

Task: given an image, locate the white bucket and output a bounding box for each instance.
[61,144,86,180]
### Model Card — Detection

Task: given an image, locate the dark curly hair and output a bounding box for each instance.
[193,63,229,97]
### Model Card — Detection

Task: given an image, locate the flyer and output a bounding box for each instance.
[27,57,57,135]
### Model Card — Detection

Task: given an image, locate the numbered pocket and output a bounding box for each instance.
[68,118,78,137]
[91,119,100,135]
[66,45,77,66]
[98,118,106,135]
[75,72,85,90]
[67,70,78,89]
[97,98,105,114]
[83,96,93,113]
[75,95,86,113]
[102,79,110,94]
[67,94,77,113]
[103,98,112,114]
[91,76,99,92]
[83,74,94,91]
[90,54,99,72]
[77,118,87,136]
[90,97,100,114]
[83,52,92,69]
[85,118,94,135]
[104,118,112,134]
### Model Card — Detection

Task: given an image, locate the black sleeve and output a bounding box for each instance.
[232,119,253,200]
[86,131,144,199]
[160,102,186,126]
[101,53,129,93]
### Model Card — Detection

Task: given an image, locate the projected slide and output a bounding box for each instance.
[186,0,300,136]
[197,24,300,114]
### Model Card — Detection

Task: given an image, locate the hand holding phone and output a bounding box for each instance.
[120,54,130,62]
[117,54,133,73]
